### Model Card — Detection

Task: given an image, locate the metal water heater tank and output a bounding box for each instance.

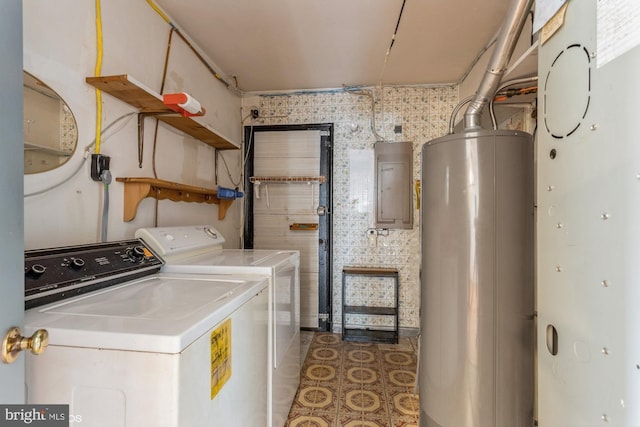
[419,129,534,427]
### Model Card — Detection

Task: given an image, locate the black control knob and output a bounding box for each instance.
[26,264,47,279]
[133,246,146,257]
[127,245,147,261]
[70,258,85,270]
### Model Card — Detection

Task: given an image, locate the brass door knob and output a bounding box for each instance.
[2,327,49,364]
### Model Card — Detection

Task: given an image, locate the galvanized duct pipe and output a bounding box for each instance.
[448,95,474,134]
[463,0,534,130]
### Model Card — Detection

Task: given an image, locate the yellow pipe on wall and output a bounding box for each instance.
[94,0,103,153]
[146,0,173,25]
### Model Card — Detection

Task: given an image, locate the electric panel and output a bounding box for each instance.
[374,141,413,229]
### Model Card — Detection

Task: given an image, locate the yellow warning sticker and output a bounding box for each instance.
[210,319,232,400]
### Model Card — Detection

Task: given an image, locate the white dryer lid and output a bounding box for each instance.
[161,249,299,275]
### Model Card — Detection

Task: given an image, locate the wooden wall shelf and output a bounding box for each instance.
[115,177,233,222]
[86,75,238,150]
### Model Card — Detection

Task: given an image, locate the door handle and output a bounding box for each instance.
[2,326,49,364]
[317,206,327,216]
[289,223,318,231]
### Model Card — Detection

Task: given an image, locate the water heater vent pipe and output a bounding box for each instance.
[463,0,534,131]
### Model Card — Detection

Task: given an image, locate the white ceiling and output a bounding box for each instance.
[155,0,517,93]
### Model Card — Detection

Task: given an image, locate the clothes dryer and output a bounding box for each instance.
[136,225,300,427]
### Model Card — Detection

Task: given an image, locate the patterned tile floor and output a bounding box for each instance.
[286,332,419,427]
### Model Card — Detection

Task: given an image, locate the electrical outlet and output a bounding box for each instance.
[91,154,111,181]
[367,228,377,247]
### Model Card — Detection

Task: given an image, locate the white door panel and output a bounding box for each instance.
[252,130,322,329]
[253,186,320,213]
[253,237,318,262]
[295,253,319,273]
[253,158,319,176]
[254,132,322,159]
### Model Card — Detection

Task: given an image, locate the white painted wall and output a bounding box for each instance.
[23,0,243,250]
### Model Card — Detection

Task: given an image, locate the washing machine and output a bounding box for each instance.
[24,238,269,427]
[135,225,300,427]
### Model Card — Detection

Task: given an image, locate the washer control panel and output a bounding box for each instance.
[25,239,164,309]
[135,225,225,257]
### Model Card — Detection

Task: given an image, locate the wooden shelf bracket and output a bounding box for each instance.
[85,75,239,222]
[115,177,233,222]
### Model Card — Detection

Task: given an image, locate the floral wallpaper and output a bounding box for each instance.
[253,85,458,331]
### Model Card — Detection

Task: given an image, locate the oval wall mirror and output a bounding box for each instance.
[23,71,78,174]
